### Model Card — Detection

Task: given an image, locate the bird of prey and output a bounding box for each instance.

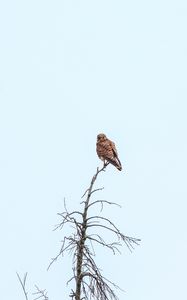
[96,133,122,171]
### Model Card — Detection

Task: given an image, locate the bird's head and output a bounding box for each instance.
[97,133,107,142]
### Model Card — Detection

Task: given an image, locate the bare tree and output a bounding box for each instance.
[17,164,140,299]
[48,163,140,300]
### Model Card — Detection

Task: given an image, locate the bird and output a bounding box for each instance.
[96,133,122,171]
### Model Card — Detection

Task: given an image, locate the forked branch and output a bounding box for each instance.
[16,272,29,300]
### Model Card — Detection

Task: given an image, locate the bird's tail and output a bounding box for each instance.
[106,157,122,171]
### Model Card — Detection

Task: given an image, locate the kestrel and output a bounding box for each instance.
[96,133,122,171]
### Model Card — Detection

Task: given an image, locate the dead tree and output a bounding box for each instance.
[48,164,140,300]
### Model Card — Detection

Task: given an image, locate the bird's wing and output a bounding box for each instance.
[110,141,122,167]
[110,141,118,157]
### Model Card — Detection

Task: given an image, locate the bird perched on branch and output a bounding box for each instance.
[96,133,122,171]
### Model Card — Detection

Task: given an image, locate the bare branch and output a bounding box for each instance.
[90,187,104,195]
[33,285,48,300]
[81,189,89,199]
[87,223,140,251]
[87,200,121,211]
[86,235,121,254]
[16,272,29,300]
[47,236,77,270]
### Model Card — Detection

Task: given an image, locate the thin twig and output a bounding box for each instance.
[33,285,48,300]
[16,272,29,300]
[87,200,121,211]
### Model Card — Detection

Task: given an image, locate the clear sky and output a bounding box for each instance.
[0,1,187,299]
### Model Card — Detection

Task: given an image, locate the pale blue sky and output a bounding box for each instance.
[0,1,187,299]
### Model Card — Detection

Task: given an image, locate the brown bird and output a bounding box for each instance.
[96,133,122,171]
